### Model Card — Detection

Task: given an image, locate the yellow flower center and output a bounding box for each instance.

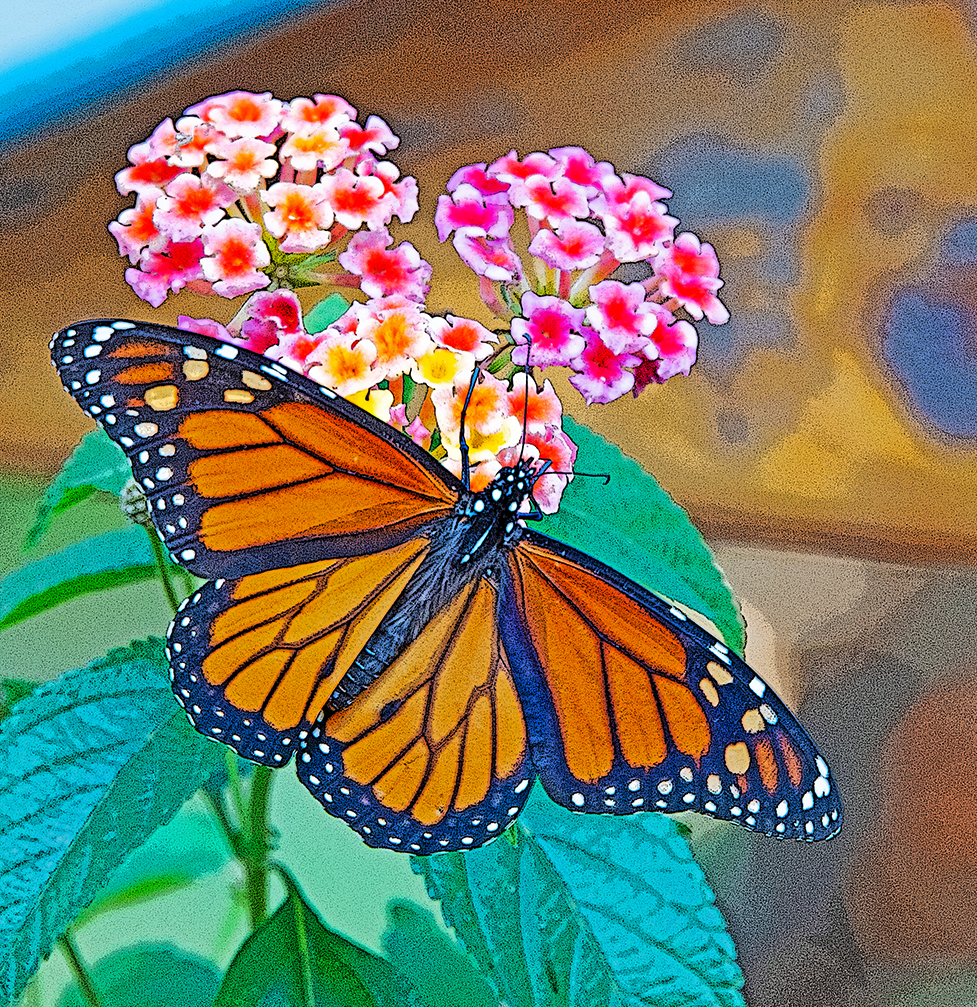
[416,348,461,385]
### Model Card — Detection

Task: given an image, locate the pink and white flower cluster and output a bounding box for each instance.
[110,91,425,308]
[112,93,732,518]
[436,149,729,404]
[178,288,576,510]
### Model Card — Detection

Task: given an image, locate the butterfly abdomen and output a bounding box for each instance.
[322,484,519,712]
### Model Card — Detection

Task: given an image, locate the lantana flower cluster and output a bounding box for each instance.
[436,150,729,404]
[111,91,730,514]
[110,90,425,308]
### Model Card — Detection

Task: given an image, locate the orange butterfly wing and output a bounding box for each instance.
[168,537,430,764]
[502,534,841,841]
[297,577,532,852]
[52,320,459,578]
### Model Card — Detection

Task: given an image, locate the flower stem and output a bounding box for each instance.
[226,749,246,825]
[290,881,315,1007]
[143,525,180,615]
[243,766,274,928]
[200,755,275,930]
[202,786,245,860]
[58,933,103,1007]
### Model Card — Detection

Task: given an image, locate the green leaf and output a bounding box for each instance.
[0,639,226,1004]
[56,942,221,1007]
[382,900,496,1007]
[305,293,351,333]
[75,803,230,924]
[0,526,160,632]
[216,871,417,1007]
[413,785,744,1007]
[26,430,131,549]
[411,829,536,1007]
[523,787,745,1007]
[0,679,36,722]
[547,418,744,656]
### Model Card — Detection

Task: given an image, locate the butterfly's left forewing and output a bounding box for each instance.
[51,320,461,578]
[502,533,841,840]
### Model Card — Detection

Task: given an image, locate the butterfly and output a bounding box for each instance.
[51,318,841,853]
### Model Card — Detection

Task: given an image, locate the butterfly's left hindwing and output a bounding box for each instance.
[502,533,841,841]
[51,320,460,578]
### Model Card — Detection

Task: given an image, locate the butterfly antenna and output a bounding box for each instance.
[458,369,480,490]
[521,456,552,521]
[518,335,531,465]
[552,469,610,484]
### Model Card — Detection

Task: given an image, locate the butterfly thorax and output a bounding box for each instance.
[454,460,537,566]
[323,461,537,713]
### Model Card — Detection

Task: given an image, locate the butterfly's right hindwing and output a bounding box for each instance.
[167,538,431,764]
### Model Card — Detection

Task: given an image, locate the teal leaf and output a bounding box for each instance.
[0,639,225,1004]
[382,900,496,1007]
[305,293,351,333]
[547,418,744,656]
[522,787,745,1007]
[216,871,417,1007]
[413,786,744,1007]
[56,942,221,1007]
[26,430,131,549]
[0,526,160,632]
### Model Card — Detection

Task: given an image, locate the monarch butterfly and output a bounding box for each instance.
[51,318,841,853]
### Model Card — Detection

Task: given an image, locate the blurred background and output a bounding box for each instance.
[1,1,976,1004]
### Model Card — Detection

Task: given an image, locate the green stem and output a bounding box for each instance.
[291,884,315,1007]
[201,787,245,861]
[58,933,103,1007]
[200,757,274,929]
[243,766,274,928]
[142,525,180,615]
[272,867,315,1007]
[226,749,246,825]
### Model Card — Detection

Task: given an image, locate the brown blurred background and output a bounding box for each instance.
[2,1,976,1004]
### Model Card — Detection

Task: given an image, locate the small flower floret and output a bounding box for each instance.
[338,229,431,301]
[200,219,270,297]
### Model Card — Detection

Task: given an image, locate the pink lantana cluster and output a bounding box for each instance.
[436,149,729,403]
[109,91,426,308]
